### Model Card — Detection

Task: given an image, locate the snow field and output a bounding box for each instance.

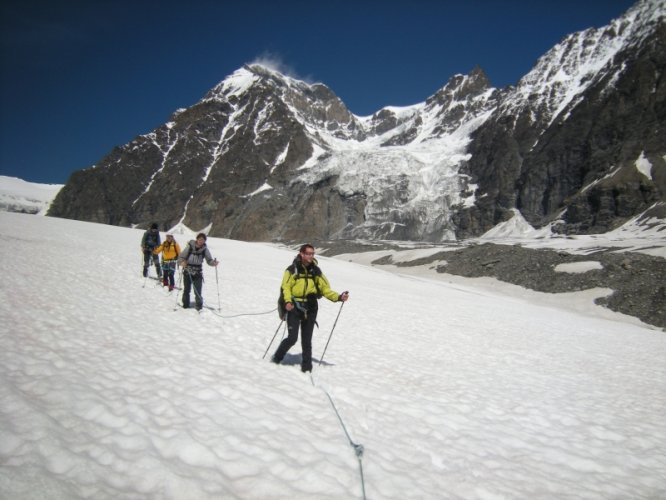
[1,211,665,499]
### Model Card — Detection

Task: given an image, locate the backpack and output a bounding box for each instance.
[277,261,322,320]
[144,230,160,249]
[277,291,288,321]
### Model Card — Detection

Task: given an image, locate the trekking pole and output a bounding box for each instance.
[156,258,164,287]
[318,302,345,366]
[263,316,287,359]
[215,264,221,312]
[174,268,183,310]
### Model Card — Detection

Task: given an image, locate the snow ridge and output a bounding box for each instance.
[501,0,665,127]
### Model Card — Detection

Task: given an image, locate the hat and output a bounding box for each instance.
[150,222,159,230]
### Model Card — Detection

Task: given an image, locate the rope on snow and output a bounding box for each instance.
[310,372,367,500]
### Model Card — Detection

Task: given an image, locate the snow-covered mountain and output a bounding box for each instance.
[461,0,666,236]
[0,176,63,215]
[48,0,665,242]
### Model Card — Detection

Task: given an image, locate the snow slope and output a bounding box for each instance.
[0,176,63,215]
[1,212,665,499]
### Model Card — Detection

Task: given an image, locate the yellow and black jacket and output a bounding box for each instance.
[281,257,340,304]
[153,241,181,261]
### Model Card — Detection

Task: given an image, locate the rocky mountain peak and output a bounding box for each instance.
[426,66,492,108]
[48,0,665,244]
[202,64,363,144]
[502,0,664,129]
[456,0,666,237]
[421,66,498,139]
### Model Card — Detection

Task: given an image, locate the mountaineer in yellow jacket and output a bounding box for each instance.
[153,233,181,291]
[272,243,349,372]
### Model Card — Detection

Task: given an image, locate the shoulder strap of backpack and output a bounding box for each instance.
[182,241,193,260]
[312,265,322,297]
[286,262,321,298]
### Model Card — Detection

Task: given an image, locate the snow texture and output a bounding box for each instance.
[0,176,63,215]
[1,211,665,499]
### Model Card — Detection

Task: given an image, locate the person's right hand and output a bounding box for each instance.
[285,302,294,312]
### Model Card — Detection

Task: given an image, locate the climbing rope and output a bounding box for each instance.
[310,372,367,500]
[153,269,365,497]
[172,268,278,318]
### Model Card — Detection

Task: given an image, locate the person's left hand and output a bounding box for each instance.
[340,291,350,302]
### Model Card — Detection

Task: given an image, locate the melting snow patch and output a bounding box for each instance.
[243,183,273,197]
[635,151,653,180]
[554,261,603,273]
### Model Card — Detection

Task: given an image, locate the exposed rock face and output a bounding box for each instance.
[454,0,666,237]
[50,67,321,237]
[49,0,665,242]
[48,64,498,240]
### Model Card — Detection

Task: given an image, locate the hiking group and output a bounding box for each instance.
[141,227,349,371]
[141,225,218,311]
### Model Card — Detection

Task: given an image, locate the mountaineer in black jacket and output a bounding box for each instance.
[141,222,162,278]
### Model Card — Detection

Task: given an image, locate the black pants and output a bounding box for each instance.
[143,250,161,277]
[182,269,203,309]
[273,298,318,372]
[162,260,176,287]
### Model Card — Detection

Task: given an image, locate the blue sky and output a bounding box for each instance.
[1,0,636,184]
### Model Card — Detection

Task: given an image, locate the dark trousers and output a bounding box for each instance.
[182,269,203,309]
[162,260,176,287]
[274,299,318,371]
[143,250,161,277]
